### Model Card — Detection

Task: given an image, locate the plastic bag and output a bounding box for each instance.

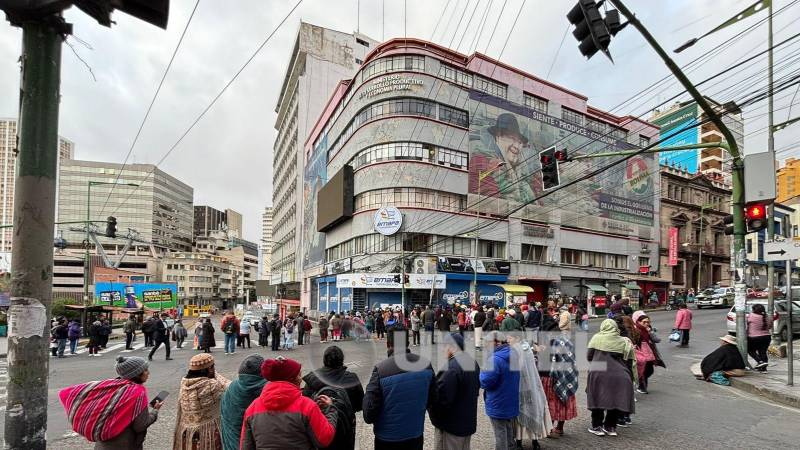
[669,329,681,342]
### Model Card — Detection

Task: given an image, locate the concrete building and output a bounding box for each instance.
[225,208,242,238]
[260,206,273,280]
[649,99,743,186]
[270,22,378,314]
[194,205,226,237]
[52,247,159,301]
[161,252,234,307]
[776,157,800,202]
[0,118,74,268]
[301,38,664,312]
[658,165,732,294]
[57,160,194,252]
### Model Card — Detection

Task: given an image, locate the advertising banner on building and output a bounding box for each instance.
[302,134,328,269]
[336,273,446,289]
[651,103,699,172]
[468,92,657,238]
[668,227,678,266]
[94,282,177,309]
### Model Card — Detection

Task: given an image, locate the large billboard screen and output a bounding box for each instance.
[651,103,699,173]
[468,91,657,238]
[302,135,328,269]
[94,282,177,309]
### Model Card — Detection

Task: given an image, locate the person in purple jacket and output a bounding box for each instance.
[67,319,82,355]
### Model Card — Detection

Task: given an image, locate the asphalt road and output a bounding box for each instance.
[2,307,799,449]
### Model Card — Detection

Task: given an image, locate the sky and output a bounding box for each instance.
[1,0,798,243]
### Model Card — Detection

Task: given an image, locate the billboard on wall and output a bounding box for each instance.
[302,134,328,269]
[468,92,657,237]
[94,282,177,309]
[651,103,699,172]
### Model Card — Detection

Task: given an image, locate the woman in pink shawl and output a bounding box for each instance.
[59,356,163,449]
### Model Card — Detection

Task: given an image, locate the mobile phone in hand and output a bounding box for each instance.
[150,390,169,407]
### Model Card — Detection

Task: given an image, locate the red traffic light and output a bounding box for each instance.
[745,204,766,220]
[554,149,568,162]
[540,153,553,165]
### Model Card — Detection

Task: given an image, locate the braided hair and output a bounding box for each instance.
[752,303,767,329]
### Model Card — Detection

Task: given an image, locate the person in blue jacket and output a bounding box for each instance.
[480,330,521,450]
[363,326,435,450]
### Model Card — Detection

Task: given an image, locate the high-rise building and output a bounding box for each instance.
[0,118,74,266]
[776,157,800,202]
[649,99,743,185]
[225,208,242,238]
[261,206,273,280]
[57,160,194,252]
[302,38,665,312]
[270,22,377,308]
[194,205,226,237]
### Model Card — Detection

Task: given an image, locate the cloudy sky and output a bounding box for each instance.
[1,0,798,242]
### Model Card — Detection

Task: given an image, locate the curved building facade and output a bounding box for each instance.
[301,39,662,311]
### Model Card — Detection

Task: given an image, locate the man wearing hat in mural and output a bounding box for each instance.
[471,112,542,204]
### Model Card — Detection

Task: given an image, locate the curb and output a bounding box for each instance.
[729,377,800,409]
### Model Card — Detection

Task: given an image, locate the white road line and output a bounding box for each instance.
[120,342,146,353]
[100,343,125,354]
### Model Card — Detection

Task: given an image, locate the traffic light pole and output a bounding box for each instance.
[5,18,64,450]
[608,0,749,361]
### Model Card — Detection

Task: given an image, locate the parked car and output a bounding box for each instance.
[727,299,800,341]
[697,287,734,309]
[694,288,716,304]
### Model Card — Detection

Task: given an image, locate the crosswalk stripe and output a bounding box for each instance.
[120,342,146,353]
[100,343,125,354]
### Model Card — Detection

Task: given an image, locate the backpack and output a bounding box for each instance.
[315,386,355,450]
[303,319,312,332]
[223,319,235,334]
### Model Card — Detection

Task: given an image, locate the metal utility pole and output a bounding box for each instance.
[4,17,65,450]
[766,1,781,348]
[786,257,794,386]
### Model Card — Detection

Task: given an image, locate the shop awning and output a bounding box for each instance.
[623,283,641,290]
[492,284,534,294]
[580,284,608,293]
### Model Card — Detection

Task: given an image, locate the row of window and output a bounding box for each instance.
[360,55,425,82]
[329,98,469,159]
[349,142,469,171]
[561,108,627,140]
[523,93,548,113]
[438,63,508,99]
[354,187,466,213]
[325,232,504,262]
[560,248,629,269]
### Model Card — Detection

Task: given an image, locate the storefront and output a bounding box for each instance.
[621,275,671,306]
[313,277,353,313]
[440,272,508,306]
[518,277,559,303]
[492,284,534,305]
[333,273,446,310]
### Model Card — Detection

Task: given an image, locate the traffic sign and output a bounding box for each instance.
[763,240,800,262]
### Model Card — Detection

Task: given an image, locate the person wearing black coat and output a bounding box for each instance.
[270,314,282,351]
[258,316,270,347]
[526,306,542,331]
[148,313,172,361]
[200,318,216,352]
[428,333,480,449]
[437,311,452,332]
[141,316,156,347]
[87,320,103,356]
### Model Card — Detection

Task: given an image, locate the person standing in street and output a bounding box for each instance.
[239,318,252,349]
[173,353,230,450]
[500,309,522,332]
[510,335,550,450]
[633,312,664,393]
[373,312,384,341]
[142,315,156,348]
[59,356,162,450]
[319,314,329,343]
[53,318,69,358]
[303,315,313,344]
[481,331,520,450]
[88,320,103,357]
[270,314,282,351]
[123,314,137,350]
[674,302,693,347]
[363,327,435,450]
[221,311,240,355]
[67,319,81,355]
[241,357,337,450]
[429,333,480,450]
[585,319,636,437]
[148,313,173,361]
[173,319,188,349]
[747,304,772,371]
[421,305,435,345]
[410,309,421,346]
[296,313,306,345]
[220,355,266,450]
[200,318,216,353]
[473,306,486,350]
[258,316,270,347]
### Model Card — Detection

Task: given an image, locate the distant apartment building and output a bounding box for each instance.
[777,157,800,202]
[225,208,242,238]
[261,206,273,280]
[193,205,243,238]
[270,22,377,311]
[0,118,74,268]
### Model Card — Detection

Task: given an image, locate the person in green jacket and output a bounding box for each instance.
[220,355,267,450]
[500,309,523,332]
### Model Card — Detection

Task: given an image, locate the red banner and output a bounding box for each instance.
[668,227,678,266]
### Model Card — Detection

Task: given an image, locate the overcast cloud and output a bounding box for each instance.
[1,0,798,242]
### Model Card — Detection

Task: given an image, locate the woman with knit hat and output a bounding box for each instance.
[241,357,337,450]
[59,356,162,449]
[173,353,231,450]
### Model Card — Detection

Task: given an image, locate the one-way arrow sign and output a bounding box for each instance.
[763,240,800,262]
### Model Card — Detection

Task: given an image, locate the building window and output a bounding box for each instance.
[561,248,581,265]
[638,257,650,268]
[561,108,584,126]
[672,260,684,284]
[438,105,469,127]
[360,55,425,81]
[521,243,546,262]
[607,254,628,270]
[639,135,651,147]
[478,240,505,258]
[474,75,507,99]
[355,58,363,65]
[356,37,370,47]
[523,93,548,113]
[438,64,473,88]
[354,187,466,213]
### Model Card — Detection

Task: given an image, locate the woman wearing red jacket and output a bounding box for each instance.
[240,357,337,450]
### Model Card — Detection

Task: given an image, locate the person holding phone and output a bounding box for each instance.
[59,356,163,450]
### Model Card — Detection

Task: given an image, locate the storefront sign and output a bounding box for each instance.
[323,258,352,275]
[359,74,424,99]
[668,227,678,266]
[336,273,446,289]
[373,206,403,236]
[437,257,511,274]
[443,290,470,304]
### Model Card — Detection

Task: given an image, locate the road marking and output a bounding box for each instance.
[100,343,125,354]
[120,342,146,353]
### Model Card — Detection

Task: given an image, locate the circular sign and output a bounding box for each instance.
[373,206,403,236]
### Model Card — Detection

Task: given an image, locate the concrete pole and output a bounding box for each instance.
[4,20,63,450]
[786,258,793,386]
[767,1,781,348]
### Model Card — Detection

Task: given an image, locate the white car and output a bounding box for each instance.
[697,287,733,309]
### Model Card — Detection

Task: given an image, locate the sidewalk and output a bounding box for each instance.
[691,340,800,409]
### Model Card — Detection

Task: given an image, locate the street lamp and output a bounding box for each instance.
[472,161,506,304]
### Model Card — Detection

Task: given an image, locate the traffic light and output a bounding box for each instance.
[745,203,768,233]
[106,216,117,238]
[0,0,169,29]
[540,147,563,190]
[566,0,628,61]
[723,214,734,236]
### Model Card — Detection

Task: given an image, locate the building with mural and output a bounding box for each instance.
[301,38,664,311]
